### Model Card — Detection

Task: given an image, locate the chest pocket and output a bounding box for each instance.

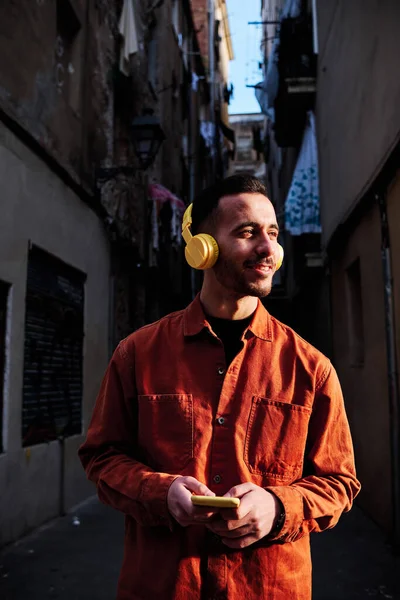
[137,394,193,473]
[244,396,312,481]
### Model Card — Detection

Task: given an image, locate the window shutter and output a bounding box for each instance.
[22,246,85,447]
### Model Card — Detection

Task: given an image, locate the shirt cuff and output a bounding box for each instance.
[140,473,180,528]
[265,485,304,541]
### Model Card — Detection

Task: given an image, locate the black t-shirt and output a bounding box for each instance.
[206,313,253,366]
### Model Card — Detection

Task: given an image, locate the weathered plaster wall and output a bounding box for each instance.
[316,0,400,245]
[330,202,392,531]
[0,121,110,546]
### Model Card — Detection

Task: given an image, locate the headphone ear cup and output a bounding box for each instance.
[185,234,219,270]
[275,244,284,271]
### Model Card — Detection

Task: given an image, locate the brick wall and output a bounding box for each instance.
[190,0,209,66]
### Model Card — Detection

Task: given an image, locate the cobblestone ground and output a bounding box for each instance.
[0,498,399,599]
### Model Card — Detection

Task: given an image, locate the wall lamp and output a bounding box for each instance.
[96,110,166,183]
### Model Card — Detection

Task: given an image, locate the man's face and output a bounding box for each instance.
[210,192,280,298]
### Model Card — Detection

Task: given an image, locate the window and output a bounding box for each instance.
[22,246,86,446]
[346,258,364,367]
[0,281,10,453]
[236,135,253,162]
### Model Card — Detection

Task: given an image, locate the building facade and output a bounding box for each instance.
[259,0,400,544]
[0,0,233,546]
[228,113,265,178]
[316,0,400,543]
[191,0,235,177]
[258,0,329,349]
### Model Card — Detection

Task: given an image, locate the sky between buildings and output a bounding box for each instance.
[226,0,263,115]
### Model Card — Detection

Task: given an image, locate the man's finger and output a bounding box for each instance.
[206,514,248,533]
[223,482,255,499]
[219,506,241,521]
[182,477,215,497]
[207,520,252,538]
[192,506,219,521]
[220,493,254,521]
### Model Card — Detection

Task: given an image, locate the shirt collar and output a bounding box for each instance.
[183,294,272,341]
[183,294,210,337]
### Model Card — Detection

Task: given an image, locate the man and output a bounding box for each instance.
[79,175,360,599]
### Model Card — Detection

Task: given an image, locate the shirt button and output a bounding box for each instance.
[217,416,225,425]
[213,474,222,484]
[217,367,225,375]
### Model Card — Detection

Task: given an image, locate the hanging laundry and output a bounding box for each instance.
[200,121,216,155]
[285,111,321,235]
[191,72,200,91]
[118,0,138,76]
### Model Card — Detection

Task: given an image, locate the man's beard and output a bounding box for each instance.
[213,255,273,298]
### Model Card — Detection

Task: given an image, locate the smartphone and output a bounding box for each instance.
[191,495,240,508]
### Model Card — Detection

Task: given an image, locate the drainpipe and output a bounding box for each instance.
[377,191,400,550]
[311,0,318,54]
[208,0,216,179]
[58,435,66,516]
[188,34,196,301]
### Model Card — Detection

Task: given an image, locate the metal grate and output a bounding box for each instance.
[22,246,85,447]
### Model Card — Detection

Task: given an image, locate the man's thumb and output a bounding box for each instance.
[183,477,215,497]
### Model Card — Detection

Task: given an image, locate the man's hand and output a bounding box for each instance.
[206,482,282,548]
[167,476,218,527]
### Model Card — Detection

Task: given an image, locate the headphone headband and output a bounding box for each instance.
[182,204,193,231]
[181,203,284,272]
[181,203,219,269]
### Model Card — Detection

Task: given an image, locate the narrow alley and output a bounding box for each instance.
[1,497,399,600]
[1,0,400,598]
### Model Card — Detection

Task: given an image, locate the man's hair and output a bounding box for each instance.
[191,174,268,234]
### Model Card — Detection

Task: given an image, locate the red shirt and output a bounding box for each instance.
[79,295,360,600]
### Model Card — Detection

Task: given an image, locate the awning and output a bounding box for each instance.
[148,184,186,248]
[148,183,185,211]
[254,80,270,117]
[284,111,321,235]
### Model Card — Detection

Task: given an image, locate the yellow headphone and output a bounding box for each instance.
[181,203,284,271]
